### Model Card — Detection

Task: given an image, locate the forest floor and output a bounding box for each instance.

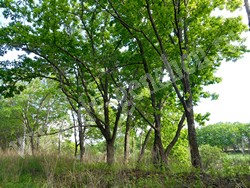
[0,151,249,188]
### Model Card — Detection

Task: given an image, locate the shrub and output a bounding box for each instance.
[199,144,226,171]
[221,154,250,176]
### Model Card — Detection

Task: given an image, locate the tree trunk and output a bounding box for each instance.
[75,143,78,158]
[20,124,26,156]
[244,0,250,30]
[124,126,130,164]
[36,135,40,151]
[77,106,85,161]
[82,127,86,155]
[185,100,202,168]
[165,114,185,159]
[78,127,85,161]
[58,126,62,155]
[152,112,167,166]
[71,110,78,157]
[30,132,35,156]
[74,125,78,157]
[106,139,115,165]
[124,104,132,164]
[152,128,167,166]
[138,128,152,163]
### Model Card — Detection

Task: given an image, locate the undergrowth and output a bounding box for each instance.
[0,150,249,188]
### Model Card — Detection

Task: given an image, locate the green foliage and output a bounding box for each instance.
[168,137,190,170]
[199,145,250,178]
[221,154,250,177]
[0,0,248,168]
[61,140,75,154]
[0,97,23,149]
[199,144,226,171]
[0,78,70,151]
[197,122,250,152]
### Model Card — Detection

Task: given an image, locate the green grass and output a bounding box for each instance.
[0,151,249,188]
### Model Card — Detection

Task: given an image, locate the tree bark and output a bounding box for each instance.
[124,104,132,164]
[36,135,40,151]
[152,127,167,165]
[106,139,115,165]
[185,98,202,168]
[124,124,130,164]
[244,0,250,30]
[73,113,78,157]
[30,132,35,156]
[77,106,85,161]
[138,128,152,163]
[20,124,26,156]
[165,113,185,158]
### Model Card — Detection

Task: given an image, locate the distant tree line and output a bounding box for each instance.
[197,122,250,154]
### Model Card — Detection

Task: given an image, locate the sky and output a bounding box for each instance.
[195,7,250,124]
[0,5,250,125]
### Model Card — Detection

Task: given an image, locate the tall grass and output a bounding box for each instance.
[0,149,249,187]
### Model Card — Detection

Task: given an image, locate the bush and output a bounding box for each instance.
[199,144,226,171]
[168,145,190,173]
[221,154,250,176]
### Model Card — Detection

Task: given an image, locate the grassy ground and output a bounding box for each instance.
[0,151,249,188]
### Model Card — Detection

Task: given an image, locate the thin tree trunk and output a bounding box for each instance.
[77,106,85,161]
[20,124,26,156]
[78,130,84,161]
[58,126,62,155]
[124,104,132,164]
[36,135,40,151]
[30,132,35,156]
[82,126,86,156]
[244,0,250,30]
[165,113,185,159]
[74,136,78,157]
[138,128,152,163]
[124,126,130,164]
[71,110,78,157]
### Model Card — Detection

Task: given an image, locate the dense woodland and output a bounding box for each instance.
[0,0,250,187]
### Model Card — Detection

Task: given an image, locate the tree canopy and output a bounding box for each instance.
[0,0,248,167]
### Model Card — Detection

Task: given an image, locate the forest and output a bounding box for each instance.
[0,0,250,187]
